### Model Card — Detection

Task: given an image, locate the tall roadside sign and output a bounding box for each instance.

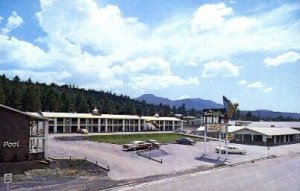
[203,108,226,156]
[202,96,239,159]
[223,96,239,160]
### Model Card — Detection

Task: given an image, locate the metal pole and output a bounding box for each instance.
[225,123,228,160]
[219,133,221,157]
[203,124,207,156]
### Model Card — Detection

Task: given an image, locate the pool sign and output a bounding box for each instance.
[4,173,12,184]
[3,141,20,148]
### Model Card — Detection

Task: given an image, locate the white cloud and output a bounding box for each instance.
[238,80,247,85]
[241,81,273,93]
[0,34,47,68]
[263,88,273,92]
[0,69,71,84]
[224,17,257,34]
[264,51,300,67]
[179,95,190,99]
[123,57,170,74]
[0,1,298,96]
[1,11,23,34]
[191,3,233,32]
[248,82,264,88]
[202,60,240,78]
[129,74,200,90]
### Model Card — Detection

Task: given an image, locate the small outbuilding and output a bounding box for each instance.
[231,126,300,145]
[0,104,49,163]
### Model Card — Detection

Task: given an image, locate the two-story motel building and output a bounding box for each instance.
[30,109,183,134]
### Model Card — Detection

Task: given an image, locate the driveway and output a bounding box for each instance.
[48,134,300,180]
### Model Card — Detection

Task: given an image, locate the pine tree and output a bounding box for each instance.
[10,76,23,110]
[76,94,89,113]
[22,86,41,111]
[61,92,70,111]
[0,82,5,104]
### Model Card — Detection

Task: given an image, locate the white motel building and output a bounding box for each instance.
[29,109,183,134]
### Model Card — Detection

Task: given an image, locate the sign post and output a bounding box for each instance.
[203,124,207,156]
[223,96,239,161]
[218,132,221,157]
[4,173,12,191]
[203,109,226,157]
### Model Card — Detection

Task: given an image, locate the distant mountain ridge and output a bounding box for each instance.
[251,110,300,119]
[136,94,223,110]
[136,94,300,120]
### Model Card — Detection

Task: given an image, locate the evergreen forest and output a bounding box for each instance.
[0,75,196,116]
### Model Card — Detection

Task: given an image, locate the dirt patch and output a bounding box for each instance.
[8,159,224,190]
[9,159,120,191]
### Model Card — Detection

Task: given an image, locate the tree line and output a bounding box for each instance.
[0,75,201,116]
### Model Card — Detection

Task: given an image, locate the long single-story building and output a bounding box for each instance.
[29,109,183,134]
[230,126,300,145]
[195,125,300,145]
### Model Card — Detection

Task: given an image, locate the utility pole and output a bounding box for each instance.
[225,122,228,160]
[203,124,207,156]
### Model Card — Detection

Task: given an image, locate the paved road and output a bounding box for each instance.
[119,153,300,191]
[48,134,300,180]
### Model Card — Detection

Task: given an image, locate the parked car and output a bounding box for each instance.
[145,139,161,148]
[176,137,195,145]
[173,129,186,133]
[78,128,88,134]
[122,141,152,151]
[215,145,246,154]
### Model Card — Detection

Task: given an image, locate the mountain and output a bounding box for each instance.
[137,94,172,105]
[136,94,300,120]
[136,94,223,110]
[251,110,300,119]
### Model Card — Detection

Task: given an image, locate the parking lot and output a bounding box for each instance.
[48,134,300,180]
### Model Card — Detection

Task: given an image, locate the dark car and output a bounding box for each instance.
[176,137,195,145]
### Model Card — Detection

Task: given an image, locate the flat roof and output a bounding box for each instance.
[37,112,141,119]
[141,116,181,121]
[232,126,300,136]
[28,112,182,121]
[0,104,49,121]
[247,121,300,128]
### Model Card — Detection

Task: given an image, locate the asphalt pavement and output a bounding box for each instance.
[118,153,300,191]
[48,134,300,181]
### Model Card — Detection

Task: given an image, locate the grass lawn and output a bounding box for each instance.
[88,133,203,145]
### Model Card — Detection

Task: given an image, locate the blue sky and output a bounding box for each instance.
[0,0,299,112]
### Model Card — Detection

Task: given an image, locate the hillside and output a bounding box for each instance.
[137,94,300,121]
[0,75,181,116]
[136,94,223,110]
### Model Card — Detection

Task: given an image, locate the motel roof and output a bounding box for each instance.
[0,104,49,121]
[232,126,300,136]
[35,112,141,119]
[247,121,300,128]
[28,112,182,121]
[141,116,181,121]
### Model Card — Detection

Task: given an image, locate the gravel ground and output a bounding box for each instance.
[48,134,300,180]
[4,134,300,191]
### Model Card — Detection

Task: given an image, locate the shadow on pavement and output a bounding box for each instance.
[195,155,226,165]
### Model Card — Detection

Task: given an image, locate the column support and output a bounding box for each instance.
[54,118,57,133]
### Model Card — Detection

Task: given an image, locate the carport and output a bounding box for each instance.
[231,127,300,145]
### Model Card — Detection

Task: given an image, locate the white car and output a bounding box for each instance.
[215,145,246,154]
